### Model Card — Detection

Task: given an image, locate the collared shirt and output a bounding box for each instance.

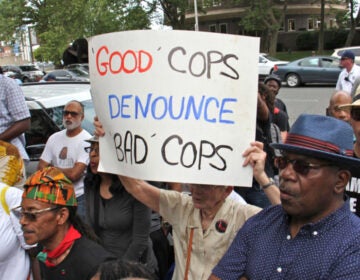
[0,75,30,160]
[336,64,360,94]
[212,201,360,280]
[159,189,260,280]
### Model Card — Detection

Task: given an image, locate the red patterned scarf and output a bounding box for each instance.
[37,225,81,267]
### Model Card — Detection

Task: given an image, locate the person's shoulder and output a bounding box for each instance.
[74,236,116,258]
[244,204,283,223]
[77,129,92,139]
[50,129,66,139]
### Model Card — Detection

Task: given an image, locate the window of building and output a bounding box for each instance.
[288,19,295,31]
[219,23,227,33]
[209,25,216,32]
[307,18,314,30]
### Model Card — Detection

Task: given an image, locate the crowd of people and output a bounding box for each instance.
[1,49,360,280]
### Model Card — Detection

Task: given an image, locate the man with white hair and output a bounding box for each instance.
[37,100,90,219]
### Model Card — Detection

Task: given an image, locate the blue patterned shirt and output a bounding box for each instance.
[212,201,360,280]
[0,75,30,160]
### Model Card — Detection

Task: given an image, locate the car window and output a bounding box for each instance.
[300,58,319,67]
[68,69,88,77]
[320,58,339,68]
[19,65,40,71]
[353,48,360,56]
[45,106,65,128]
[25,108,60,159]
[82,99,95,133]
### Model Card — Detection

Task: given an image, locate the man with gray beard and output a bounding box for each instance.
[37,100,91,219]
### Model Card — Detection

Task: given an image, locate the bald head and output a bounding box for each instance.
[327,91,352,122]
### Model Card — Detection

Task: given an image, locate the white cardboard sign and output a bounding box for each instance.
[88,30,259,186]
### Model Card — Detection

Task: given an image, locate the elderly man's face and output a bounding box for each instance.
[188,184,231,210]
[277,153,342,223]
[19,198,61,246]
[62,101,84,131]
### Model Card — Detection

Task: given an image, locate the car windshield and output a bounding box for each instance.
[263,55,281,62]
[19,65,41,71]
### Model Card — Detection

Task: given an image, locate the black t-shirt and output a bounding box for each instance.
[275,98,290,131]
[273,108,289,132]
[40,236,116,280]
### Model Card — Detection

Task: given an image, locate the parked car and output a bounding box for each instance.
[272,56,342,87]
[64,63,89,74]
[258,53,289,79]
[21,82,95,175]
[332,46,360,65]
[42,69,89,82]
[2,64,45,82]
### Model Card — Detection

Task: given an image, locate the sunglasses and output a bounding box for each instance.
[274,157,334,176]
[63,110,80,117]
[84,146,99,154]
[351,109,360,121]
[11,206,60,221]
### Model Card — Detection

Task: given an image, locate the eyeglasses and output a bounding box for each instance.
[274,157,334,176]
[84,146,99,154]
[351,109,360,121]
[63,110,80,117]
[11,206,60,221]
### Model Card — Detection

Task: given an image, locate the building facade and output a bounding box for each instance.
[185,0,347,37]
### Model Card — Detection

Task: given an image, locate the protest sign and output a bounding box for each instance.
[88,30,259,186]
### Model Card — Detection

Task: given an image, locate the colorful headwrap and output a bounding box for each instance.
[22,167,77,206]
[0,140,25,186]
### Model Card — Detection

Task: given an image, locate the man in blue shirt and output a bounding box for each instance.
[209,114,360,280]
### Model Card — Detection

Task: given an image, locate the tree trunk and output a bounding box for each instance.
[268,29,278,56]
[345,0,359,46]
[317,0,325,54]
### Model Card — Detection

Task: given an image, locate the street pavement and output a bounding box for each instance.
[277,85,336,127]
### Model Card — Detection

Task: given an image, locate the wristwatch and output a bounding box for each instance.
[261,178,275,190]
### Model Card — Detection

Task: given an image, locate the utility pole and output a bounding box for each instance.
[28,26,34,64]
[194,0,199,31]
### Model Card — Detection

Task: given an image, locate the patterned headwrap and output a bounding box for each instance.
[22,167,77,206]
[0,140,25,187]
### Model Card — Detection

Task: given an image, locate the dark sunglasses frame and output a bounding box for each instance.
[11,206,60,221]
[84,146,99,154]
[63,110,80,117]
[274,157,334,176]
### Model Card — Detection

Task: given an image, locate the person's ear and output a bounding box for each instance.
[334,169,350,194]
[223,186,234,199]
[56,207,70,225]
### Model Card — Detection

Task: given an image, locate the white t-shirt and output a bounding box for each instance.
[40,129,91,197]
[336,64,360,94]
[0,183,31,280]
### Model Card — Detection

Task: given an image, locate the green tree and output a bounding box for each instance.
[240,0,287,55]
[0,0,155,65]
[345,0,360,46]
[159,0,187,29]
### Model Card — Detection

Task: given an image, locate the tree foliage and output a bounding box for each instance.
[240,0,287,55]
[0,0,156,65]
